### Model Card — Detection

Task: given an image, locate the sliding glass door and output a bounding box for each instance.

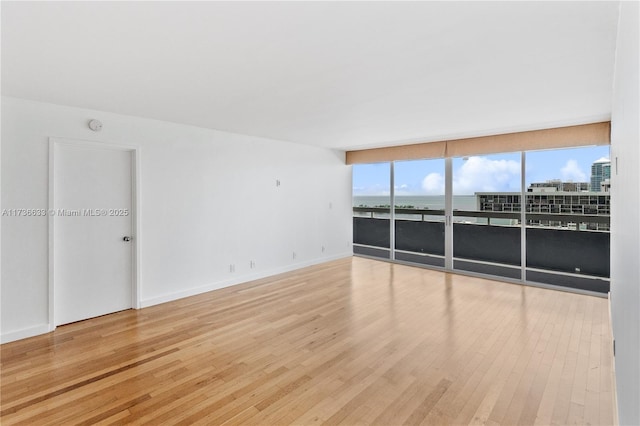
[352,163,391,259]
[393,159,446,267]
[524,146,610,292]
[451,153,522,280]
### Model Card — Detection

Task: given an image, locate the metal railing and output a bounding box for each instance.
[353,206,610,229]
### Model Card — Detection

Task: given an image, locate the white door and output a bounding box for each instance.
[54,142,134,325]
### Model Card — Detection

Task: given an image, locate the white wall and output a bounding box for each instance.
[610,2,640,425]
[1,96,353,343]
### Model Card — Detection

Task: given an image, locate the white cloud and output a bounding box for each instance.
[560,159,586,182]
[422,172,444,194]
[453,156,520,194]
[420,157,520,195]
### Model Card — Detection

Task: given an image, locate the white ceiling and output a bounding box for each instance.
[1,1,620,150]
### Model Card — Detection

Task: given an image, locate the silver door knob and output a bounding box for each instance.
[123,236,131,242]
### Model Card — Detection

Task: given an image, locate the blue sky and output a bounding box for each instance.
[353,145,610,196]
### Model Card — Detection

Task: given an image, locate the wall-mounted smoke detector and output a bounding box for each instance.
[88,119,102,131]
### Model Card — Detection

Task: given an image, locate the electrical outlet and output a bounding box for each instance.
[250,260,255,269]
[329,202,333,209]
[229,264,235,273]
[292,251,297,260]
[322,246,325,253]
[276,179,281,187]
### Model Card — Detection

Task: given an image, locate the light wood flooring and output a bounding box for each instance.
[1,257,615,425]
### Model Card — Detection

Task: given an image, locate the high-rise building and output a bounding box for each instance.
[590,158,611,191]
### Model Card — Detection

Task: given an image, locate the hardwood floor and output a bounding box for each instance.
[1,257,615,425]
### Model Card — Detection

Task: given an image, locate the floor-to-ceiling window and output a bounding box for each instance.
[524,146,610,292]
[352,162,391,259]
[351,145,611,294]
[452,153,522,280]
[393,159,446,267]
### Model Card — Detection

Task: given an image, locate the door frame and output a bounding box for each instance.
[48,137,141,330]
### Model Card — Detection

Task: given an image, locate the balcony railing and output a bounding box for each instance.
[353,207,610,293]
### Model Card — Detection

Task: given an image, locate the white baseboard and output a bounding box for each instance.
[1,254,353,343]
[1,323,52,344]
[140,253,352,308]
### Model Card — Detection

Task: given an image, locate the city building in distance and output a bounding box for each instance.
[476,191,610,230]
[590,157,611,191]
[528,179,589,193]
[476,158,611,231]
